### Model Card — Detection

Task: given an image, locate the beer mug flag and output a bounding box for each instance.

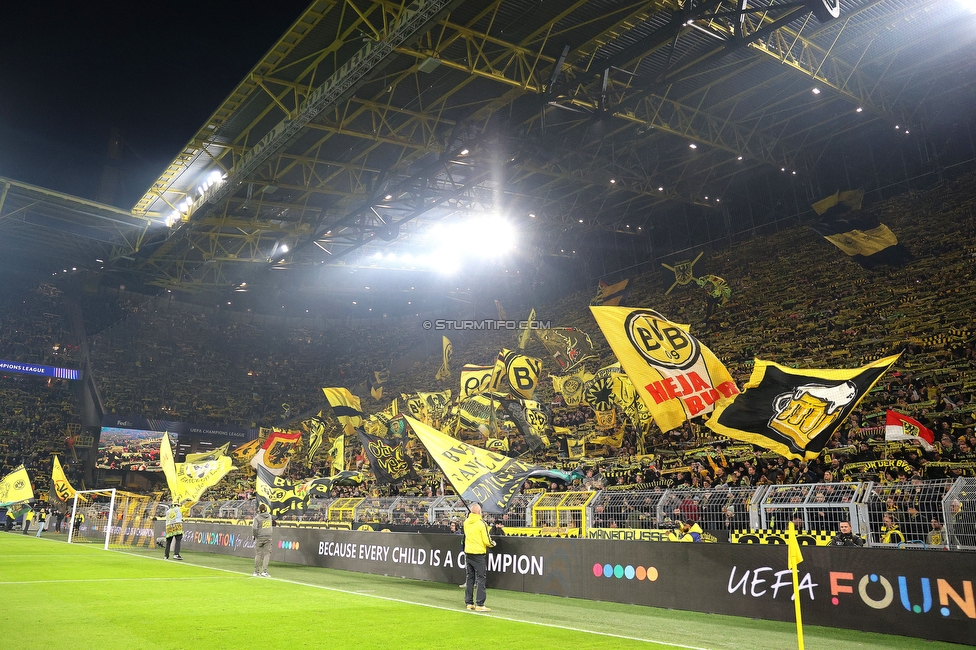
[590,306,739,432]
[706,354,900,460]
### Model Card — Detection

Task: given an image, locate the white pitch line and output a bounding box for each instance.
[0,576,240,585]
[115,550,711,650]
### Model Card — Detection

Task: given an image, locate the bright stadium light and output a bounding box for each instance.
[428,215,517,261]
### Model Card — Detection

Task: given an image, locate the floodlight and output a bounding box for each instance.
[280,244,289,253]
[856,107,863,113]
[812,87,821,94]
[689,143,697,149]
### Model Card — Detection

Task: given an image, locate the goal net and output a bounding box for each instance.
[67,489,163,550]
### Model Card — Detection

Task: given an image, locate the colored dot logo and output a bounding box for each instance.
[592,563,658,581]
[277,540,300,550]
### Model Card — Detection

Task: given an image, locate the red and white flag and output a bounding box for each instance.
[885,410,934,451]
[250,430,301,476]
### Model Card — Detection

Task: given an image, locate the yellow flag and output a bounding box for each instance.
[502,349,543,399]
[173,457,234,505]
[159,432,180,500]
[230,439,261,465]
[322,387,364,433]
[788,521,804,569]
[0,465,34,506]
[590,306,738,432]
[518,308,535,350]
[185,442,230,463]
[51,456,76,503]
[435,336,453,381]
[328,435,345,476]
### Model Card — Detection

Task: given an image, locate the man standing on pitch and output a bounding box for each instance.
[164,501,184,560]
[463,503,496,612]
[252,503,274,577]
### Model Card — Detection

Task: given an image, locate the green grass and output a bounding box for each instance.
[0,531,967,650]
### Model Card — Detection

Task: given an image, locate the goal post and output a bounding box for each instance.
[68,488,115,549]
[67,490,162,550]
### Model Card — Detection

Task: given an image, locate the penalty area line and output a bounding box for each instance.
[116,551,708,650]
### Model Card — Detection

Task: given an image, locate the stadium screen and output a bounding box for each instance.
[96,427,163,472]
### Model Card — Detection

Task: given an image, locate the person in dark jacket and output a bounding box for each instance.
[252,503,275,577]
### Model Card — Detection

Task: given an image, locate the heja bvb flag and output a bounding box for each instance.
[885,410,934,451]
[706,354,900,460]
[589,306,738,432]
[405,416,569,514]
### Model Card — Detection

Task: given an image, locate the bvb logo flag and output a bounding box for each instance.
[435,336,453,381]
[552,368,590,407]
[0,464,34,507]
[328,434,345,475]
[357,428,415,484]
[502,349,542,399]
[256,465,309,516]
[590,306,739,433]
[485,437,509,452]
[404,416,571,514]
[460,364,497,398]
[51,455,76,503]
[706,354,900,460]
[322,387,365,433]
[500,399,549,452]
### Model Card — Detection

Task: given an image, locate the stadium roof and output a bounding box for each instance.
[3,0,975,295]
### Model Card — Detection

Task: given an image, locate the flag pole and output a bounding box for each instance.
[788,521,805,650]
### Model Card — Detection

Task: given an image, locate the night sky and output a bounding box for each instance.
[0,1,310,208]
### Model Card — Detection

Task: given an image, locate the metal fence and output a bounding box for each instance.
[181,478,976,551]
[758,482,865,535]
[865,479,956,548]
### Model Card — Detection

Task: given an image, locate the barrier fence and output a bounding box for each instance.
[177,478,976,551]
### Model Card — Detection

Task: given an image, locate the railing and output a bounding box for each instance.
[179,478,976,551]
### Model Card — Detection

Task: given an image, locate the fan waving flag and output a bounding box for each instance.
[357,424,416,484]
[885,410,934,451]
[322,387,365,433]
[405,416,572,514]
[51,455,77,503]
[706,355,900,460]
[250,430,301,476]
[590,306,738,432]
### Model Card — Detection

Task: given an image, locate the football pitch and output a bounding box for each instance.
[0,532,965,650]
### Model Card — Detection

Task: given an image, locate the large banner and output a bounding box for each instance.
[170,524,975,645]
[590,307,738,432]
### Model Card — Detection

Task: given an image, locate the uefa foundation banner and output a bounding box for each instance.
[171,524,974,644]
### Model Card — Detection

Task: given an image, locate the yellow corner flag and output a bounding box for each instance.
[787,521,805,650]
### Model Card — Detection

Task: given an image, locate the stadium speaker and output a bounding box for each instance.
[377,223,400,241]
[807,0,840,22]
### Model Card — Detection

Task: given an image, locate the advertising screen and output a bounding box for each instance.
[96,427,163,472]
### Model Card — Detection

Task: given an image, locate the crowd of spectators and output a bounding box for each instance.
[3,172,976,534]
[0,282,83,493]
